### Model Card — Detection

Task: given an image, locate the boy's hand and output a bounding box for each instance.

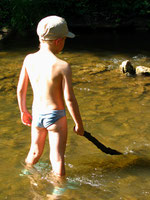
[73,125,84,136]
[21,111,32,126]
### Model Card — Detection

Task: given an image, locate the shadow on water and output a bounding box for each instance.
[1,29,150,55]
[65,29,150,56]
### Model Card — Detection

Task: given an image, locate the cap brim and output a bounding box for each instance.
[67,31,75,38]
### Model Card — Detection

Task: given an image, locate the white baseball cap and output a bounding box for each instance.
[37,15,75,40]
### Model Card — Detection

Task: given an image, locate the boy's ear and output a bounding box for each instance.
[55,38,62,46]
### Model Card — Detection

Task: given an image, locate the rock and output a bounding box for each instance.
[136,66,150,76]
[1,27,10,33]
[0,27,12,41]
[120,60,136,75]
[125,72,134,77]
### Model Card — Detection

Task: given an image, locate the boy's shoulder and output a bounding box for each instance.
[24,52,38,60]
[23,51,40,67]
[23,52,36,63]
[56,57,70,71]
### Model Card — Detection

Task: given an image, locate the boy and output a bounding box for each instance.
[17,16,84,177]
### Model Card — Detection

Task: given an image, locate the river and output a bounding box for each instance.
[1,30,150,199]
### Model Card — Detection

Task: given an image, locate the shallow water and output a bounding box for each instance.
[1,31,150,199]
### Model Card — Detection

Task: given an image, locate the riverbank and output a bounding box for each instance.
[1,14,150,43]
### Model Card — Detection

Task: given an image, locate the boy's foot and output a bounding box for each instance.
[19,168,32,176]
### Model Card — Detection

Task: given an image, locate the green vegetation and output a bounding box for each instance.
[1,0,150,35]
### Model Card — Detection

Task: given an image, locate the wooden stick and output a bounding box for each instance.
[84,131,122,155]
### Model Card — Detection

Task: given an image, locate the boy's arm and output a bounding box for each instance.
[17,58,32,126]
[62,64,84,136]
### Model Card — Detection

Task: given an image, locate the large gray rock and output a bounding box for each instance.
[136,66,150,76]
[120,60,136,76]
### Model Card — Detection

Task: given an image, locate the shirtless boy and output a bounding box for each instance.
[17,16,84,177]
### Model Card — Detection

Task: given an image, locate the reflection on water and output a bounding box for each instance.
[1,32,150,199]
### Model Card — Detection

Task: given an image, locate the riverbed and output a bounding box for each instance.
[1,31,150,199]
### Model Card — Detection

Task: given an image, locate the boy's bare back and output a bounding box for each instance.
[25,50,70,113]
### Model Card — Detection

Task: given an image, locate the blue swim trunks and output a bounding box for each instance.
[32,110,66,128]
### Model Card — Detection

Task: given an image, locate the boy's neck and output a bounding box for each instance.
[40,42,57,54]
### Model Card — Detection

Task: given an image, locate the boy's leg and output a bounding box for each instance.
[48,116,67,176]
[25,126,48,165]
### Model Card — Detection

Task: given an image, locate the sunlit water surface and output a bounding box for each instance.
[1,32,150,199]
